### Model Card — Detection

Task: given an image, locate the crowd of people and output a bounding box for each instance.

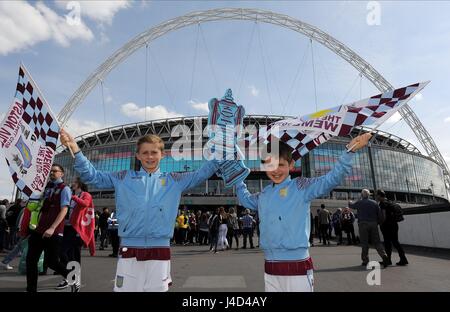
[171,207,259,252]
[312,204,357,246]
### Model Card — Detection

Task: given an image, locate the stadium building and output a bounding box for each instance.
[55,115,449,212]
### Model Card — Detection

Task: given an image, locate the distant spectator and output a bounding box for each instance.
[341,207,356,245]
[332,208,343,245]
[240,209,255,249]
[349,189,389,267]
[318,204,331,245]
[377,190,408,266]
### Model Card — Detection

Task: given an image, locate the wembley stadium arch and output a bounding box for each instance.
[56,8,450,190]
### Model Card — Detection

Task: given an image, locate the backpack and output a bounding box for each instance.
[210,215,220,232]
[391,202,404,222]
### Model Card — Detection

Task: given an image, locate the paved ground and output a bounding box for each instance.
[1,238,449,292]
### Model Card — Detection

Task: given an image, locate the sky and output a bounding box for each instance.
[1,0,450,200]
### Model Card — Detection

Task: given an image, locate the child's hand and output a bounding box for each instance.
[347,133,372,152]
[60,128,80,153]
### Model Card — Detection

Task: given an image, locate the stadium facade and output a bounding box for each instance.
[55,115,449,211]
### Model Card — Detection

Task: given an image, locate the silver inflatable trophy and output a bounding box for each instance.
[205,89,250,188]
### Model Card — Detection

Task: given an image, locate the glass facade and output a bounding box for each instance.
[55,126,448,204]
[307,141,448,202]
[309,143,373,189]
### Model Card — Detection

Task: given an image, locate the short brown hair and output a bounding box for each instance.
[52,163,65,173]
[136,134,164,152]
[261,138,293,164]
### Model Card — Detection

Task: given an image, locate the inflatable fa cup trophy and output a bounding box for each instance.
[205,89,250,188]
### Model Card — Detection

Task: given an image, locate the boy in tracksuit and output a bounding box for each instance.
[60,129,220,292]
[236,133,371,292]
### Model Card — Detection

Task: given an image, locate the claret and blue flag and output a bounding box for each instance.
[0,65,60,199]
[246,81,429,160]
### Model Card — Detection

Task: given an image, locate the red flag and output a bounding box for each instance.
[70,192,96,256]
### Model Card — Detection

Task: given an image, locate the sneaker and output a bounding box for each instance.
[396,260,409,266]
[381,256,391,268]
[55,279,69,290]
[379,260,389,268]
[1,263,13,270]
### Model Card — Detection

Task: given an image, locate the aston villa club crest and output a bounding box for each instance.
[15,136,32,169]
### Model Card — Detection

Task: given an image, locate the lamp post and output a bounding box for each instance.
[430,181,435,202]
[405,178,411,203]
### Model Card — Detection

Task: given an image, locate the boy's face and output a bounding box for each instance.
[264,156,294,184]
[136,142,163,173]
[50,166,64,181]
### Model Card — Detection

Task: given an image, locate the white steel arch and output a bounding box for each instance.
[57,8,450,189]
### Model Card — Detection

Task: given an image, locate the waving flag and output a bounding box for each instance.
[247,81,429,161]
[0,65,60,199]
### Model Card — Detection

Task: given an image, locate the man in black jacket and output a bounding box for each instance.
[376,190,408,266]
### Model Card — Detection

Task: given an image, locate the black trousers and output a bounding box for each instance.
[343,224,357,244]
[26,230,70,292]
[108,229,119,256]
[242,228,254,248]
[100,227,108,248]
[227,228,239,249]
[198,230,208,245]
[320,224,330,244]
[381,223,407,262]
[60,226,82,267]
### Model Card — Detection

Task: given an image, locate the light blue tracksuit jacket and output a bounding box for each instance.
[236,151,354,261]
[74,151,219,247]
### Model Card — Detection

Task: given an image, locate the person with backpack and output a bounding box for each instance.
[376,190,408,266]
[341,207,356,245]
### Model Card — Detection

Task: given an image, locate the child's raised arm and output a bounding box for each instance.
[236,181,259,211]
[298,133,371,202]
[170,160,220,192]
[60,128,118,189]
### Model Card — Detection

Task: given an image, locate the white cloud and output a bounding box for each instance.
[64,118,105,138]
[55,0,132,25]
[121,102,183,121]
[189,100,208,113]
[444,117,450,123]
[414,93,423,101]
[248,85,260,97]
[140,0,151,8]
[0,162,14,201]
[0,1,93,55]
